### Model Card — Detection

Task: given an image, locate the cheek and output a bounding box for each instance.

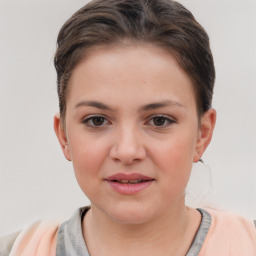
[155,136,195,166]
[69,140,109,197]
[153,137,196,200]
[69,135,109,178]
[150,131,197,183]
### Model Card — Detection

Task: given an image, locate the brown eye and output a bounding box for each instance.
[83,115,110,127]
[147,115,175,127]
[153,117,166,126]
[92,117,105,126]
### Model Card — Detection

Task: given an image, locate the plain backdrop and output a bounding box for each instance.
[0,0,255,236]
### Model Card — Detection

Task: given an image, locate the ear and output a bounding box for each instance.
[194,108,216,162]
[54,113,71,161]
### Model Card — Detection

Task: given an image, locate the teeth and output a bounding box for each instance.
[129,179,143,184]
[118,179,145,184]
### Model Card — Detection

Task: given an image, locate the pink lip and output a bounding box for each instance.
[105,173,155,195]
[106,173,153,181]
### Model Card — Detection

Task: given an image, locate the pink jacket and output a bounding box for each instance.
[199,208,256,255]
[9,221,59,256]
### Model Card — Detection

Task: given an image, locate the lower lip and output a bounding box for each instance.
[106,180,154,195]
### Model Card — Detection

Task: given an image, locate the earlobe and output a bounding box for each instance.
[53,114,72,161]
[194,108,216,161]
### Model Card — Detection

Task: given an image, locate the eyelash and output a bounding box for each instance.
[82,114,175,128]
[146,115,176,128]
[82,115,111,127]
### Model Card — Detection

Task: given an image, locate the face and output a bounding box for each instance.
[55,44,215,225]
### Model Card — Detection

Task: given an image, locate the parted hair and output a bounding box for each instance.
[54,0,215,120]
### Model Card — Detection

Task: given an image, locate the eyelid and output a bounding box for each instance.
[82,114,111,127]
[145,114,176,127]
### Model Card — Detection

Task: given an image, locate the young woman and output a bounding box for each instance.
[1,0,256,255]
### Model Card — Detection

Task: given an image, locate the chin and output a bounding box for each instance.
[105,202,156,225]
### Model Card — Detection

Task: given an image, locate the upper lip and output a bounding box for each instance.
[106,173,154,181]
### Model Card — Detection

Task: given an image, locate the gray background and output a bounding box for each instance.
[0,0,255,236]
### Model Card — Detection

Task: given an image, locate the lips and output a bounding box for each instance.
[115,179,147,184]
[105,173,155,194]
[106,173,154,183]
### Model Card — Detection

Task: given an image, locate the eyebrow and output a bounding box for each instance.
[139,100,185,112]
[75,101,114,111]
[75,100,184,111]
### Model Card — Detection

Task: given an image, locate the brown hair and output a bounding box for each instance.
[54,0,215,121]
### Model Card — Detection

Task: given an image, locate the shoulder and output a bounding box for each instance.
[199,208,256,255]
[206,208,256,230]
[0,207,90,256]
[0,231,21,256]
[0,221,60,256]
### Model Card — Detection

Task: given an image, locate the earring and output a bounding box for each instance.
[197,153,204,163]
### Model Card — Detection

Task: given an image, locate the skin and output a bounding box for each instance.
[54,44,216,256]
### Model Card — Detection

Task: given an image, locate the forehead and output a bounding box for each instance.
[67,44,197,111]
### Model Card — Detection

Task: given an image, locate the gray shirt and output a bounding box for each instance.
[56,207,212,256]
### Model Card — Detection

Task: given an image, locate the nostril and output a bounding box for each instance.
[109,134,147,164]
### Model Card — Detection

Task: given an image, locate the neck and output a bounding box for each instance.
[82,202,201,256]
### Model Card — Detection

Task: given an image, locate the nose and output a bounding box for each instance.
[109,125,146,165]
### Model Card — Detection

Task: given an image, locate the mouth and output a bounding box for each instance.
[106,173,155,183]
[111,179,154,184]
[105,173,155,194]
